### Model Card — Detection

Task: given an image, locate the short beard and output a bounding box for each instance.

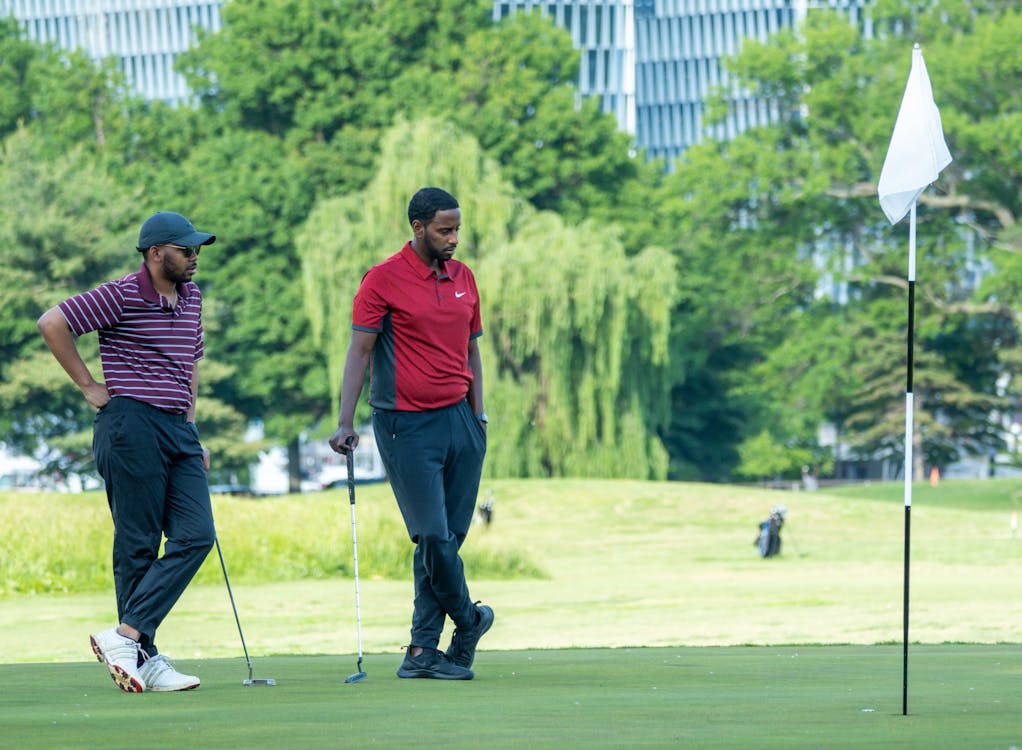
[423,234,449,265]
[161,255,190,284]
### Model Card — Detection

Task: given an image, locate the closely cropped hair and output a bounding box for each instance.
[408,187,459,227]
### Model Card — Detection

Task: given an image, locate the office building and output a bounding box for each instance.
[494,0,869,162]
[1,0,224,104]
[3,0,869,152]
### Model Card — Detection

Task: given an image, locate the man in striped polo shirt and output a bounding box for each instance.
[38,211,217,693]
[329,187,493,680]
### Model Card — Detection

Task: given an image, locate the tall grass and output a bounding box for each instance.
[4,477,1022,660]
[0,484,544,596]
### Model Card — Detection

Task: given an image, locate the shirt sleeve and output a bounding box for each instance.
[466,268,482,339]
[352,267,389,332]
[56,281,125,336]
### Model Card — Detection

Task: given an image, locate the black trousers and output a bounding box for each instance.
[93,397,214,656]
[373,399,487,650]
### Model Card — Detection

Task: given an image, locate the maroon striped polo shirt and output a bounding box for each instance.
[353,242,482,411]
[57,263,204,414]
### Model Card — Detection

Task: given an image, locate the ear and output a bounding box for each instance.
[410,219,425,238]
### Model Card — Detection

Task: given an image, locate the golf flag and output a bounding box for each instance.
[877,45,952,224]
[879,44,953,718]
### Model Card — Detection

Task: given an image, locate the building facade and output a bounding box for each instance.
[1,0,224,104]
[494,0,869,162]
[4,0,866,148]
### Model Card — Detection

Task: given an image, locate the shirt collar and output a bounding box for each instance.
[400,241,458,281]
[136,262,190,306]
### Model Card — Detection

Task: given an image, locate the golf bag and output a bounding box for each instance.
[755,505,786,558]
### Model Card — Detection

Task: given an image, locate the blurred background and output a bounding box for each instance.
[3,0,1021,494]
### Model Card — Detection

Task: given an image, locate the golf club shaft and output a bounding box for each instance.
[214,534,254,677]
[346,449,364,671]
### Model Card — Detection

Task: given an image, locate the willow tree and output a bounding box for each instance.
[299,117,676,478]
[478,211,675,478]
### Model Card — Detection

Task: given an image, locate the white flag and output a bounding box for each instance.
[877,45,952,225]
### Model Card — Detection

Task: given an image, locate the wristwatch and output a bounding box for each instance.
[476,412,489,424]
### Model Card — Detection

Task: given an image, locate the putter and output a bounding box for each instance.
[214,534,276,686]
[343,444,367,684]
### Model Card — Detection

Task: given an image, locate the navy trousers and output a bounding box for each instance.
[93,397,215,656]
[373,399,487,649]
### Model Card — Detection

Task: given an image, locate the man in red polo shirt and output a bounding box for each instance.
[329,187,493,680]
[38,211,216,693]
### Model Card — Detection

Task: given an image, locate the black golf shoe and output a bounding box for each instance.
[445,602,494,669]
[396,647,474,680]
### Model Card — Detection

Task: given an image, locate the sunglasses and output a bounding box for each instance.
[164,244,202,258]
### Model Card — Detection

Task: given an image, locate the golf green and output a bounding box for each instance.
[1,646,1018,749]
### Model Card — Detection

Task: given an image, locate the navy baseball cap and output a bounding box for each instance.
[137,211,216,251]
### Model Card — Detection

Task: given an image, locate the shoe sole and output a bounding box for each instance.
[396,667,474,680]
[145,681,200,692]
[90,635,145,693]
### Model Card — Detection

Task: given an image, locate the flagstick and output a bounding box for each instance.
[877,41,950,716]
[902,200,917,717]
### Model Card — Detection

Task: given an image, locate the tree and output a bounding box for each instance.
[0,127,250,477]
[179,0,657,224]
[0,16,148,155]
[445,11,655,223]
[179,0,493,195]
[646,116,822,480]
[661,0,1022,479]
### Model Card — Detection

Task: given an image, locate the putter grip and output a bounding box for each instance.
[345,442,356,505]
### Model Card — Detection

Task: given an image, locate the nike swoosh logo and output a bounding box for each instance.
[455,291,467,298]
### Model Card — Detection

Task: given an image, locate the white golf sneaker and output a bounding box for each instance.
[89,627,145,693]
[139,654,201,692]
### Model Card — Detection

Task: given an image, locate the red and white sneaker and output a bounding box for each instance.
[89,628,145,693]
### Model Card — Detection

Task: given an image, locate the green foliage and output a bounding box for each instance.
[651,124,821,480]
[658,1,1022,480]
[0,16,162,164]
[179,0,493,193]
[449,11,647,221]
[479,211,674,478]
[5,0,1022,486]
[0,127,139,459]
[0,16,36,137]
[738,430,813,481]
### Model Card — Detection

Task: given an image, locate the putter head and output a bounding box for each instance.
[344,671,367,684]
[244,678,276,686]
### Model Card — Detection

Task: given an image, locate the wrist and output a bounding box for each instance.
[475,412,488,424]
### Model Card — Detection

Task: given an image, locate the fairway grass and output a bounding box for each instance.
[3,478,1021,662]
[1,646,1019,749]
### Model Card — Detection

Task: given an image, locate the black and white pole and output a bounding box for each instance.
[901,201,917,716]
[878,42,951,717]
